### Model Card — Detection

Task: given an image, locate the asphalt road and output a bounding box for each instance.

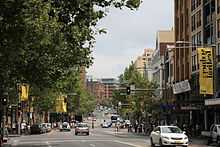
[6,127,215,147]
[8,128,148,147]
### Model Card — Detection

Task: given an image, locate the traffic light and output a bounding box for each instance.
[2,97,7,105]
[126,86,131,95]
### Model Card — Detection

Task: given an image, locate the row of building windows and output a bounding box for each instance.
[192,0,201,11]
[192,10,201,31]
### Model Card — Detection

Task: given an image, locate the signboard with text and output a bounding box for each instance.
[198,48,213,95]
[173,80,191,94]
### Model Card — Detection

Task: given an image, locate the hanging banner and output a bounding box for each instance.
[20,84,30,101]
[55,95,67,113]
[198,48,213,95]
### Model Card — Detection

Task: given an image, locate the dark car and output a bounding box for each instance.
[30,124,44,134]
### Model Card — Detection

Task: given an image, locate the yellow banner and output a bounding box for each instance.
[20,84,30,101]
[55,95,67,113]
[198,48,213,95]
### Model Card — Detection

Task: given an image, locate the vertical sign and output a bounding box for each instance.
[198,48,213,95]
[20,84,30,101]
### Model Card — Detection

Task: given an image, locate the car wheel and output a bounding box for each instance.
[75,132,78,135]
[150,138,155,147]
[87,132,89,136]
[159,138,164,147]
[217,136,220,147]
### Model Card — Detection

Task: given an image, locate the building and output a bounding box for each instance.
[101,78,119,100]
[151,30,174,99]
[86,77,105,105]
[173,0,220,131]
[134,48,154,81]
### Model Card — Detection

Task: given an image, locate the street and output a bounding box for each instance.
[5,127,212,147]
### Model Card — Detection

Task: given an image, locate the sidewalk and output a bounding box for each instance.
[106,128,209,146]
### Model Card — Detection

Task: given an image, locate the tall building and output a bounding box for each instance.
[174,0,220,130]
[86,77,105,104]
[86,77,119,105]
[134,48,154,80]
[151,30,174,98]
[101,78,119,100]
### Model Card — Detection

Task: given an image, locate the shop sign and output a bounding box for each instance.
[180,106,200,110]
[205,98,220,106]
[173,80,191,94]
[198,48,213,95]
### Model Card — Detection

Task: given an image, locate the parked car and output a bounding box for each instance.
[41,123,51,133]
[30,124,45,134]
[124,120,131,128]
[101,122,112,128]
[150,126,189,147]
[207,124,220,145]
[75,123,89,135]
[60,122,71,132]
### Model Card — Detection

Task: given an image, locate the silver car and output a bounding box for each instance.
[75,123,89,135]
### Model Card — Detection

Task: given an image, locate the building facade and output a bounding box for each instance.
[151,30,174,99]
[134,48,154,80]
[86,77,105,105]
[101,78,119,100]
[173,0,220,131]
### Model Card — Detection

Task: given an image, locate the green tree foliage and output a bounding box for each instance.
[113,62,158,119]
[0,0,141,95]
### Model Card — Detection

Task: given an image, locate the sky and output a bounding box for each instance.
[87,0,174,79]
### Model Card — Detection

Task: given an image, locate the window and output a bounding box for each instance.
[218,19,220,38]
[154,127,160,132]
[196,10,201,28]
[197,0,201,7]
[192,15,196,31]
[218,0,220,13]
[214,126,217,132]
[192,34,197,51]
[217,44,220,62]
[197,32,201,44]
[191,0,196,11]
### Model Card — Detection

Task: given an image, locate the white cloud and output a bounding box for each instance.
[87,0,173,79]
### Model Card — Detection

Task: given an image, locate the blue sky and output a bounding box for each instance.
[87,0,174,79]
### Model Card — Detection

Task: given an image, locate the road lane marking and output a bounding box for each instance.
[90,144,96,147]
[14,139,113,145]
[12,140,18,146]
[46,141,52,147]
[114,140,143,147]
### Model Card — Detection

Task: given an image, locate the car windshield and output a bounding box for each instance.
[78,124,88,127]
[161,127,183,133]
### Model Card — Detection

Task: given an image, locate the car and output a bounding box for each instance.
[124,120,131,128]
[75,123,89,135]
[30,124,45,134]
[101,122,112,128]
[150,126,189,147]
[60,122,71,132]
[207,124,220,145]
[41,123,52,133]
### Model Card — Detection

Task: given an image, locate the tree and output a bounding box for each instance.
[0,0,142,104]
[113,62,158,122]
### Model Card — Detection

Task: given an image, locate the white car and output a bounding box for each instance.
[150,126,189,147]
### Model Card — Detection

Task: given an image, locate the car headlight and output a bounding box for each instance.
[184,137,188,140]
[162,136,169,140]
